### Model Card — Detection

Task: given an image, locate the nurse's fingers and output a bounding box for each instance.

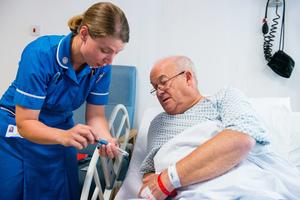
[98,145,107,157]
[105,144,115,158]
[72,124,97,143]
[106,138,119,157]
[72,134,88,149]
[98,144,114,159]
[61,133,85,149]
[87,126,101,141]
[58,130,84,149]
[77,130,95,144]
[71,140,85,150]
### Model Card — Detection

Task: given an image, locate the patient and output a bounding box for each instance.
[138,55,300,200]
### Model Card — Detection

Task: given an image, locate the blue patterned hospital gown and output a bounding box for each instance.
[140,87,269,174]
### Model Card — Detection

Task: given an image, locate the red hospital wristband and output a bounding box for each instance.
[157,173,177,197]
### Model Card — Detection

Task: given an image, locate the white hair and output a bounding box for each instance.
[175,56,198,84]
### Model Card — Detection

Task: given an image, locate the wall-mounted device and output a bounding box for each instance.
[262,0,295,78]
[268,0,283,7]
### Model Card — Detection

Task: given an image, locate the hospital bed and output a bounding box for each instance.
[113,97,300,199]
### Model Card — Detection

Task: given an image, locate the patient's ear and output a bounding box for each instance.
[185,71,194,86]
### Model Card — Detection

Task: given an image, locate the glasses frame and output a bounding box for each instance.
[150,71,185,95]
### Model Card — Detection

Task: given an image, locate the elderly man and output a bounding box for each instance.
[138,56,300,200]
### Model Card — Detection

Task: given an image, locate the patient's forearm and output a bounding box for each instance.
[163,130,255,189]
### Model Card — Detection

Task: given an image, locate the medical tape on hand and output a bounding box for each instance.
[168,163,181,189]
[140,186,156,200]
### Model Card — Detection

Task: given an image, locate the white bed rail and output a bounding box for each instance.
[80,104,131,200]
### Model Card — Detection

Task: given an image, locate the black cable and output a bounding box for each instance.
[263,4,280,62]
[262,0,288,62]
[279,0,286,50]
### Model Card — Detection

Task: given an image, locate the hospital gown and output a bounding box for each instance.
[140,87,268,174]
[140,87,300,199]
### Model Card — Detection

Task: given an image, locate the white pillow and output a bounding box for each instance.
[260,106,292,156]
[248,97,292,112]
[248,97,293,157]
[248,98,300,171]
[287,112,300,171]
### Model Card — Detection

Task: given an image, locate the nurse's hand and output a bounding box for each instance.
[98,137,119,159]
[59,124,98,149]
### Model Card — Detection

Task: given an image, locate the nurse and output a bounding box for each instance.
[0,2,129,200]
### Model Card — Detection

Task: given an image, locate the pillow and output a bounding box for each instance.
[287,112,300,171]
[259,105,292,157]
[247,97,293,156]
[248,97,292,112]
[245,98,299,172]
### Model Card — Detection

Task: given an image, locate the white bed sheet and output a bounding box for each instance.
[115,98,300,199]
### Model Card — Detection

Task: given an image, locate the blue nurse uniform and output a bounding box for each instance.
[0,33,111,199]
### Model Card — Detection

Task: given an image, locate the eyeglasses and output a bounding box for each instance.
[150,71,185,95]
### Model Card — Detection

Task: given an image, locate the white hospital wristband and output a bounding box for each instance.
[167,164,181,189]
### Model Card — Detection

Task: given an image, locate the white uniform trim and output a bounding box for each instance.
[56,37,68,69]
[90,92,109,96]
[96,73,105,83]
[16,88,46,99]
[0,106,15,116]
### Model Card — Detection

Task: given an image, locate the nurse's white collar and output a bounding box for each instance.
[56,38,68,69]
[56,33,74,70]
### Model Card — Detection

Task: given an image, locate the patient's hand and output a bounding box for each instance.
[138,173,168,200]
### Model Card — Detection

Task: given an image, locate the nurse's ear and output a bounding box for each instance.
[79,25,89,42]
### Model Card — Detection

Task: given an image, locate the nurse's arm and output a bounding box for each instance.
[15,105,97,149]
[85,103,111,138]
[86,103,119,157]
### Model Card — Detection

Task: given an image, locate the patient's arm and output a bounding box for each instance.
[139,129,255,199]
[163,129,255,190]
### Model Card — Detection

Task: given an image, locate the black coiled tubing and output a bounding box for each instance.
[263,5,280,62]
[262,0,286,62]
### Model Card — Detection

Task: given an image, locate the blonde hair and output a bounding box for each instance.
[68,2,129,42]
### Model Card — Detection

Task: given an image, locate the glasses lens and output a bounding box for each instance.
[150,71,185,95]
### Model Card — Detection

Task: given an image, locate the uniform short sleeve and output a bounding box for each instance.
[217,87,270,144]
[86,65,112,105]
[13,44,50,110]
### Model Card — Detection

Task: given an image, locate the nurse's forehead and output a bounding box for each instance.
[94,37,124,52]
